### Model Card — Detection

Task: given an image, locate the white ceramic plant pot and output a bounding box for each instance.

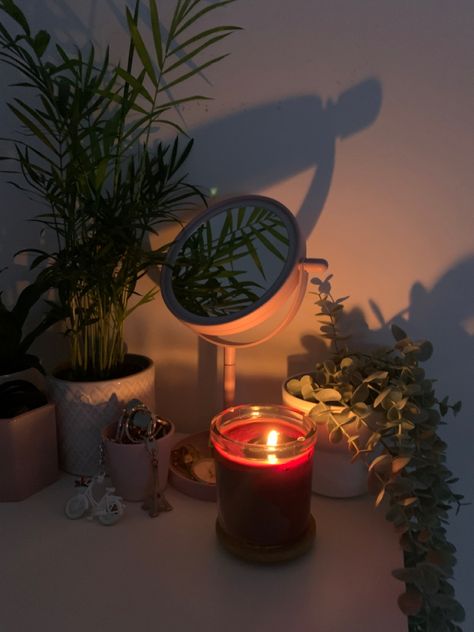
[282,376,369,498]
[102,421,175,502]
[49,354,155,476]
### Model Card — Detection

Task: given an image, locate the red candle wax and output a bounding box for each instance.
[211,407,317,548]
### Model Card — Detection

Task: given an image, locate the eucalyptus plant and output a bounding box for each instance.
[0,0,239,379]
[286,275,465,631]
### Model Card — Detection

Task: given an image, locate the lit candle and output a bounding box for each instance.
[210,404,317,557]
[266,429,279,464]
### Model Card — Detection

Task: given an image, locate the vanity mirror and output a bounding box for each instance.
[161,195,327,405]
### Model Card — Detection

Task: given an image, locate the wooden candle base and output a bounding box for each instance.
[216,515,316,563]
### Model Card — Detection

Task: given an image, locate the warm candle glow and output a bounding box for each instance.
[266,430,279,447]
[266,429,279,463]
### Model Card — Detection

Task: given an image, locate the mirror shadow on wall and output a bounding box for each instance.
[178,79,383,420]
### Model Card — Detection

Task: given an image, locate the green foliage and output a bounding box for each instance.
[172,205,289,317]
[0,271,60,374]
[288,275,465,630]
[0,0,239,379]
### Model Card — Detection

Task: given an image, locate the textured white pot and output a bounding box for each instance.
[282,376,369,498]
[49,354,155,476]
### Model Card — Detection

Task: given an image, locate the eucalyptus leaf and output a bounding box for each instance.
[329,427,343,443]
[397,589,423,616]
[314,388,342,403]
[391,456,411,474]
[375,487,386,507]
[351,401,371,418]
[372,386,391,408]
[351,382,369,404]
[364,370,388,383]
[300,374,314,388]
[309,408,329,425]
[301,382,316,401]
[369,454,392,472]
[391,323,408,341]
[340,357,353,369]
[286,379,302,397]
[416,340,434,362]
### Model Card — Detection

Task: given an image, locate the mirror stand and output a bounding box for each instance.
[218,258,328,408]
[223,346,236,408]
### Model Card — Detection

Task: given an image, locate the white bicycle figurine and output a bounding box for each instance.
[65,474,125,526]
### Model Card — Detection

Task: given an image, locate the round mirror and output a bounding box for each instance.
[161,195,309,343]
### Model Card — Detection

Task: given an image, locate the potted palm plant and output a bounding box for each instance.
[0,271,59,500]
[0,0,239,474]
[283,275,465,630]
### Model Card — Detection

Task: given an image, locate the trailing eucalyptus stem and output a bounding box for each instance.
[286,275,465,631]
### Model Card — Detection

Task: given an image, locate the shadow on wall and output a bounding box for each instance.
[166,80,382,422]
[188,79,382,239]
[288,256,474,417]
[2,3,383,274]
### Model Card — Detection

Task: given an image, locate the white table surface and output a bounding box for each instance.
[0,469,407,632]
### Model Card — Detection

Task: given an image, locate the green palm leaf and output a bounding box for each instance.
[126,6,158,87]
[149,0,164,69]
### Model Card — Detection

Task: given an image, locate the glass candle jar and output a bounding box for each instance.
[210,404,317,561]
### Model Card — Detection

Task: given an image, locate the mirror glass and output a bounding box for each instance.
[162,196,302,327]
[171,203,290,318]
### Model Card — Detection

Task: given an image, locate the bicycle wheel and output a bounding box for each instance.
[98,507,122,526]
[97,497,124,526]
[65,494,88,520]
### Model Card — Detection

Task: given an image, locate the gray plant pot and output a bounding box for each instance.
[0,402,58,502]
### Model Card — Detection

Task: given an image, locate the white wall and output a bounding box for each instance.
[1,1,473,627]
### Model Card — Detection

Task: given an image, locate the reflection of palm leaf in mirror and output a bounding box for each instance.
[172,206,290,317]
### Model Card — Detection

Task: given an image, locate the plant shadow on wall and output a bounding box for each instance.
[24,2,382,241]
[289,257,474,631]
[187,79,383,238]
[147,79,383,424]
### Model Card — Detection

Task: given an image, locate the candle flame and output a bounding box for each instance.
[266,430,279,464]
[266,430,279,447]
